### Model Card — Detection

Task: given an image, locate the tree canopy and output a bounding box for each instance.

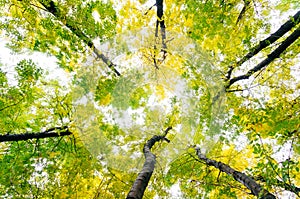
[0,0,299,198]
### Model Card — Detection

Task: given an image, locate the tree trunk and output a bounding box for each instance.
[127,128,171,199]
[195,147,276,199]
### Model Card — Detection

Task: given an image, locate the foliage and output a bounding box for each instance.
[0,0,299,198]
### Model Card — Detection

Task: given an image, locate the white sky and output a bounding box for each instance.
[0,39,70,87]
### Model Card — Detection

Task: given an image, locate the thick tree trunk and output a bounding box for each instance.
[0,126,71,142]
[195,147,276,199]
[127,128,171,199]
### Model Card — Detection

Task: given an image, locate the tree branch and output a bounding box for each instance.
[156,0,166,48]
[227,10,300,79]
[0,126,71,142]
[195,147,276,199]
[0,97,24,112]
[126,127,172,199]
[273,179,300,196]
[236,0,251,25]
[254,175,300,196]
[226,26,300,89]
[37,0,121,76]
[152,0,167,70]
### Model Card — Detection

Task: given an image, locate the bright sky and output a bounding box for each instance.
[0,39,70,87]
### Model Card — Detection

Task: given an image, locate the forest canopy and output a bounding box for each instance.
[0,0,299,198]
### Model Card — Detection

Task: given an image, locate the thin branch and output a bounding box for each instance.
[192,179,250,195]
[273,179,300,196]
[30,3,48,12]
[227,26,300,89]
[37,0,121,76]
[236,0,251,25]
[257,134,283,182]
[0,97,24,112]
[107,167,130,186]
[254,175,300,196]
[144,3,156,15]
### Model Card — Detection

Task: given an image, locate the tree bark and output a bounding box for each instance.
[0,126,71,142]
[195,147,276,199]
[153,0,167,69]
[156,0,166,47]
[37,0,121,76]
[227,26,300,89]
[226,10,300,80]
[254,175,300,196]
[273,179,300,196]
[127,127,171,199]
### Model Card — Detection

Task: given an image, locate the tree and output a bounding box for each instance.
[0,0,299,198]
